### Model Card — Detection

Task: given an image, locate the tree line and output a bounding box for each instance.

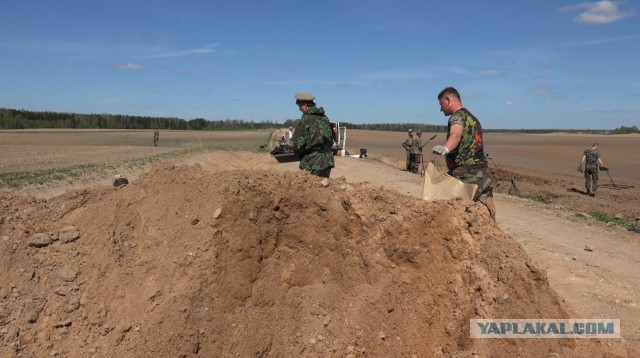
[0,108,280,130]
[610,125,639,134]
[1,108,636,133]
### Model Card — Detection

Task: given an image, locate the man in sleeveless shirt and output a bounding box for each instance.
[432,87,494,217]
[579,143,605,197]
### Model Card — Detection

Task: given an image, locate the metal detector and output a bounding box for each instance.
[420,134,438,177]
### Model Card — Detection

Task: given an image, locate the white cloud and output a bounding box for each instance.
[564,35,640,47]
[533,74,554,81]
[476,70,501,76]
[559,0,635,25]
[254,44,269,50]
[111,63,144,70]
[529,85,554,96]
[449,66,470,76]
[141,44,217,58]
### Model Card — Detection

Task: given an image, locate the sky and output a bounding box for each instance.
[1,0,639,129]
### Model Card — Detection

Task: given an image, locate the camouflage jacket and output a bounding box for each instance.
[445,108,487,170]
[411,136,422,155]
[402,136,412,151]
[292,106,335,172]
[583,148,600,167]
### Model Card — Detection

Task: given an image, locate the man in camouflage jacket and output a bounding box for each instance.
[291,92,335,178]
[401,129,413,171]
[411,130,422,174]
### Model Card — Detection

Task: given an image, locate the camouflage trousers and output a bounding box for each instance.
[584,165,599,193]
[406,151,412,171]
[449,165,494,202]
[450,165,495,219]
[411,153,421,174]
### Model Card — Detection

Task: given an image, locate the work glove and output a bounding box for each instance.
[432,145,449,156]
[599,165,609,171]
[577,164,583,173]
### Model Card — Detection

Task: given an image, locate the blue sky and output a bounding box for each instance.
[1,0,638,129]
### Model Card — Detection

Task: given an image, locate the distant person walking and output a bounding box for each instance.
[411,130,423,174]
[153,130,159,147]
[291,92,335,178]
[432,87,494,214]
[579,143,605,197]
[402,129,413,171]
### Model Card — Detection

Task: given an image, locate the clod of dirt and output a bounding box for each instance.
[0,163,636,357]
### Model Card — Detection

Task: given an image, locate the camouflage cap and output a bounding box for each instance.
[295,92,316,104]
[417,129,423,134]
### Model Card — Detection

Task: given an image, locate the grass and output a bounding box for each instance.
[590,212,640,233]
[521,194,544,202]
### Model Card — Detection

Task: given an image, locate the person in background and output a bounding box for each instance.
[402,129,414,172]
[579,143,605,197]
[411,130,423,174]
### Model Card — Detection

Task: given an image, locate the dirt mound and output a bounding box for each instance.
[0,163,633,357]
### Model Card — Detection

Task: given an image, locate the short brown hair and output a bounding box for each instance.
[438,87,461,101]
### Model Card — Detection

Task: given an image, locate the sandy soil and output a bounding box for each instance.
[1,129,639,356]
[271,151,640,348]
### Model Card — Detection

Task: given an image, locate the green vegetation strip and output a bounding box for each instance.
[590,212,640,233]
[520,194,543,202]
[0,145,245,189]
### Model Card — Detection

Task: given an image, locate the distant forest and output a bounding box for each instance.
[0,108,278,131]
[1,108,637,134]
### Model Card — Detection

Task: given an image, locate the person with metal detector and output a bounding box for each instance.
[485,153,499,170]
[578,143,606,197]
[432,87,494,216]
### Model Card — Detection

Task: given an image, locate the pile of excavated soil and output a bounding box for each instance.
[0,163,634,357]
